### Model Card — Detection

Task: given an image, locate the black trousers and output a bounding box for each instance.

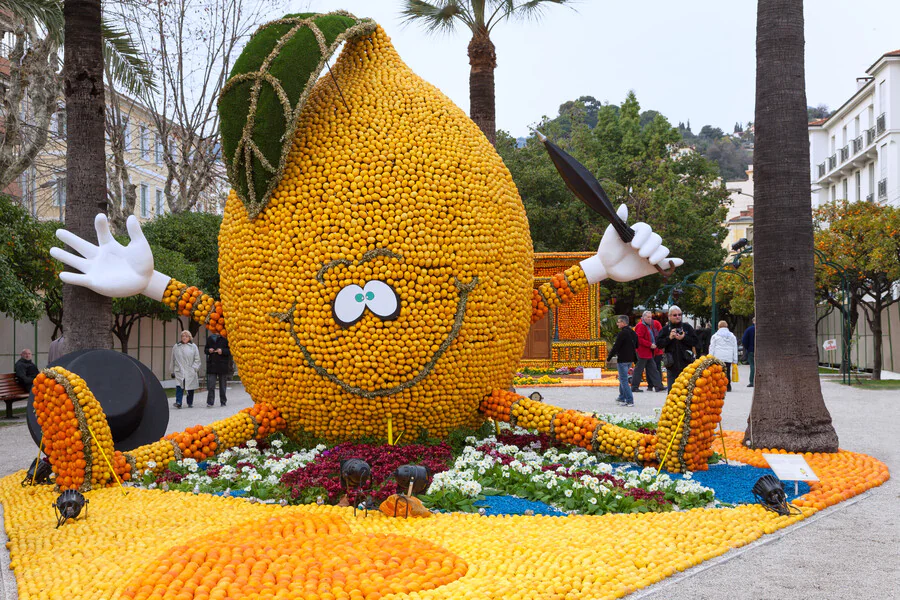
[631,357,663,390]
[206,373,229,405]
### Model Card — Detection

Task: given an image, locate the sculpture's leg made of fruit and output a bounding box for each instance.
[531,264,589,324]
[160,277,227,337]
[32,368,132,492]
[33,367,287,482]
[480,356,727,473]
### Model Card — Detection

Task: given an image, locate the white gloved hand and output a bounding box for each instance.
[579,204,684,284]
[50,214,169,301]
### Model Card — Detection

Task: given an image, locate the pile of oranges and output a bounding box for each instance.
[130,440,178,476]
[246,402,286,439]
[161,279,225,336]
[655,356,728,473]
[216,25,534,440]
[165,425,218,462]
[31,368,131,491]
[210,411,259,450]
[552,410,599,450]
[594,421,656,463]
[511,397,560,432]
[480,389,518,423]
[532,265,588,324]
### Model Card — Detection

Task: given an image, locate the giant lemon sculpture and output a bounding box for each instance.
[48,12,682,459]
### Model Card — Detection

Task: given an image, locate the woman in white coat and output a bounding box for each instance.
[170,330,201,408]
[709,320,739,392]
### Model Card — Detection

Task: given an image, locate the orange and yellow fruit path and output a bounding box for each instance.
[0,434,888,600]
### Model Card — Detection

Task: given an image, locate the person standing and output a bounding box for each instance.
[657,306,699,392]
[742,317,756,387]
[170,330,200,408]
[709,320,739,392]
[205,332,232,407]
[697,323,713,356]
[608,315,638,407]
[14,349,39,392]
[632,311,664,393]
[47,335,66,363]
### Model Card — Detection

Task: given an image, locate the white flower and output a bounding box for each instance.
[244,485,252,491]
[247,472,262,481]
[564,489,573,498]
[271,440,283,448]
[683,472,693,480]
[147,460,157,469]
[588,497,598,505]
[246,440,258,448]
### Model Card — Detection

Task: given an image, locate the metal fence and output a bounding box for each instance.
[816,302,899,374]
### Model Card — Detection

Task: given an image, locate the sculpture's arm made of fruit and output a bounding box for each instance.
[51,214,227,336]
[481,355,728,473]
[531,205,683,323]
[31,366,287,491]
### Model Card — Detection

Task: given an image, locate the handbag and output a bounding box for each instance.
[663,352,675,369]
[732,363,739,382]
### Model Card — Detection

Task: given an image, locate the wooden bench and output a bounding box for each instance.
[0,373,30,419]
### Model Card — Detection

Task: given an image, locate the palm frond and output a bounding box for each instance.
[509,0,577,22]
[101,18,156,97]
[400,0,474,34]
[0,0,64,43]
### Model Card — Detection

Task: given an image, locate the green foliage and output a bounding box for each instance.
[111,244,197,323]
[807,104,831,121]
[497,92,730,314]
[688,257,755,318]
[0,195,62,322]
[142,211,223,298]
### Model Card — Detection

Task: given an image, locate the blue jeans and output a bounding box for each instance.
[617,362,633,404]
[175,384,194,407]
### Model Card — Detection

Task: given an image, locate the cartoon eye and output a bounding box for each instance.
[363,280,401,320]
[332,284,367,327]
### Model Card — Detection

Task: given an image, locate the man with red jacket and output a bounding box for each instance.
[632,310,664,393]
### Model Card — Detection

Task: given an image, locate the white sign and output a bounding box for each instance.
[762,453,819,482]
[823,339,838,351]
[583,368,603,380]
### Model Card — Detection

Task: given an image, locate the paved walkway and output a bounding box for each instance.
[1,366,897,599]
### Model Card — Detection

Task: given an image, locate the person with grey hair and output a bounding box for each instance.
[710,320,739,392]
[14,349,39,392]
[170,330,200,408]
[656,305,698,392]
[607,315,638,406]
[633,310,664,393]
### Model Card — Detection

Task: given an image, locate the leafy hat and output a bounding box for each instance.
[218,11,377,219]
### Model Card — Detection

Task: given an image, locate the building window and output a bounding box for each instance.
[140,183,148,217]
[155,134,163,164]
[830,185,836,203]
[855,171,861,202]
[56,109,66,137]
[841,178,848,201]
[122,117,130,150]
[155,189,163,215]
[140,125,148,159]
[51,178,66,206]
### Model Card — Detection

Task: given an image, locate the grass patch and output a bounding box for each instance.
[818,366,840,374]
[841,379,900,390]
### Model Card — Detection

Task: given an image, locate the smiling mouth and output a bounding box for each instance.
[272,277,478,399]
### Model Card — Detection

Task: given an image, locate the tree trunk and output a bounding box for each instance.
[863,297,884,381]
[468,29,496,146]
[61,0,112,353]
[745,0,838,452]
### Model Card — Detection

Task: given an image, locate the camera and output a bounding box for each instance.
[675,327,683,334]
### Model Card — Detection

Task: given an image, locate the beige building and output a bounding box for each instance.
[723,165,754,249]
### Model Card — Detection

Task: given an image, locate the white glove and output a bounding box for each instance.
[580,204,684,284]
[50,214,169,301]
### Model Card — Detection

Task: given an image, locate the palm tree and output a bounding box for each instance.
[401,0,574,146]
[745,0,838,452]
[61,0,113,351]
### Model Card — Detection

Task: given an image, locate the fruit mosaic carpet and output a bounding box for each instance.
[0,435,887,600]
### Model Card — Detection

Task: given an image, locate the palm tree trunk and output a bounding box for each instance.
[745,0,838,452]
[468,29,496,146]
[61,0,112,352]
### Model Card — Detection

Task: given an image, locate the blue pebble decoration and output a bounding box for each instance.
[670,463,810,505]
[474,495,566,516]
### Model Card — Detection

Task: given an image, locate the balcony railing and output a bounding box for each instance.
[878,178,887,198]
[866,193,875,203]
[817,163,826,178]
[839,145,849,163]
[866,127,876,146]
[876,113,886,135]
[828,154,837,171]
[852,136,863,154]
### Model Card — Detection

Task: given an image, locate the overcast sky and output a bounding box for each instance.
[295,1,900,137]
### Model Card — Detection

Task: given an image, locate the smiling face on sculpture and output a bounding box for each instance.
[218,26,533,439]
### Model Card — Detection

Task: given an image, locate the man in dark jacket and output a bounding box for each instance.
[205,333,232,407]
[608,315,638,407]
[742,318,756,387]
[14,349,39,392]
[656,306,699,392]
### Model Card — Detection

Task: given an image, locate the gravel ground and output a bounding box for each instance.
[1,366,897,600]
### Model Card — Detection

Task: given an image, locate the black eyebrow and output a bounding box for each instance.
[315,250,404,284]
